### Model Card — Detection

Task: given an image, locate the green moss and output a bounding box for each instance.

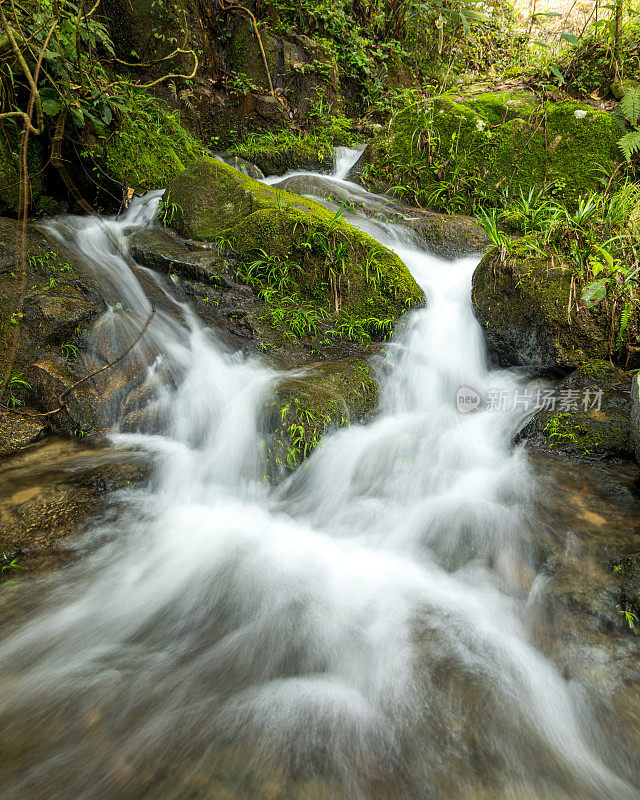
[364,90,621,211]
[230,136,333,176]
[544,412,601,455]
[103,96,204,191]
[265,357,378,472]
[167,157,423,342]
[0,134,44,214]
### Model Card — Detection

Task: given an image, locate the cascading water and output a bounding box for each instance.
[0,152,638,800]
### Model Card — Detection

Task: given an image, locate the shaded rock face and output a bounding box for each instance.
[360,90,621,211]
[632,373,640,464]
[521,364,633,461]
[0,136,45,216]
[472,252,610,373]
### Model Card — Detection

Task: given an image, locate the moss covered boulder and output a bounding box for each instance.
[166,157,423,342]
[632,372,640,464]
[101,103,204,192]
[472,251,610,372]
[362,90,620,211]
[265,357,378,474]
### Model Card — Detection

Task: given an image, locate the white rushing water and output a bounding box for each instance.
[0,151,638,800]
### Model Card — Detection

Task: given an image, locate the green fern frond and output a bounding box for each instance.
[613,105,630,132]
[618,131,640,162]
[618,301,635,346]
[620,86,640,127]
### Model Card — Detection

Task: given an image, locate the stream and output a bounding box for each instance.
[0,149,639,800]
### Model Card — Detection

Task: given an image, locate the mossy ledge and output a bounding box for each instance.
[166,157,423,342]
[362,90,621,211]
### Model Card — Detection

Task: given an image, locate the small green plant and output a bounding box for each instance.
[1,552,21,575]
[60,342,79,360]
[158,193,183,227]
[5,373,31,408]
[616,605,639,634]
[615,86,640,162]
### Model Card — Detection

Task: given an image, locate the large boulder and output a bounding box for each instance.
[265,357,378,474]
[361,90,621,211]
[472,251,610,373]
[166,157,423,341]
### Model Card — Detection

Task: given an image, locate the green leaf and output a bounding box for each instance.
[463,9,491,21]
[618,130,640,162]
[41,98,62,116]
[560,32,580,46]
[550,65,565,85]
[582,279,607,305]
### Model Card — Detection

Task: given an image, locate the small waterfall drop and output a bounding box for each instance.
[0,151,638,800]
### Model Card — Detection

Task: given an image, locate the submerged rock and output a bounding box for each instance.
[0,438,144,554]
[361,90,621,211]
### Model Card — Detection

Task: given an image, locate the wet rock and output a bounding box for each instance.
[521,363,633,460]
[472,252,610,372]
[22,289,101,344]
[0,409,49,457]
[230,136,334,177]
[269,174,486,258]
[265,357,378,474]
[27,359,105,436]
[0,438,145,554]
[166,157,423,341]
[128,227,231,285]
[632,372,640,464]
[214,154,265,181]
[529,455,640,703]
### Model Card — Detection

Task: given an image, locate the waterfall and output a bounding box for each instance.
[0,151,637,800]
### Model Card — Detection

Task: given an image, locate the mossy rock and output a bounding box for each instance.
[265,356,378,474]
[166,157,423,340]
[0,134,44,215]
[363,90,621,211]
[631,372,640,465]
[230,137,334,177]
[522,363,632,460]
[101,102,204,192]
[472,251,611,372]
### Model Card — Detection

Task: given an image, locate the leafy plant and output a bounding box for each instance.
[616,85,640,162]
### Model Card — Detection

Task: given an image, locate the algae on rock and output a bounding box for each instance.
[166,157,423,343]
[362,90,621,211]
[472,251,611,372]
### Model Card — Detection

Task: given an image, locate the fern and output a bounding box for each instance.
[618,301,635,346]
[618,131,640,163]
[620,86,640,127]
